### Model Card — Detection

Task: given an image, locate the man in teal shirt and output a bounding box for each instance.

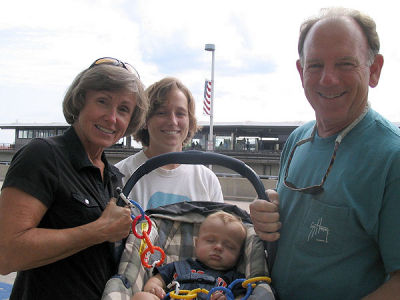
[250,7,400,300]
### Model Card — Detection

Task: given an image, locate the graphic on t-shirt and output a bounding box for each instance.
[307,217,329,243]
[147,192,190,209]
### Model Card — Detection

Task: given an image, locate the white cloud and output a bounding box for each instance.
[1,0,400,145]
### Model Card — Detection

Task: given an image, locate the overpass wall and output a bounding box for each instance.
[0,164,276,212]
[0,164,8,181]
[218,177,277,200]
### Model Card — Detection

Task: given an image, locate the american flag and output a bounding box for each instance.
[203,79,212,115]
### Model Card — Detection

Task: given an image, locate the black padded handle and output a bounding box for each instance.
[122,150,268,201]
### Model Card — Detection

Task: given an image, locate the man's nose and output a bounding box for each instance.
[320,66,340,86]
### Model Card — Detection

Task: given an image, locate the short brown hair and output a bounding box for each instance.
[134,77,198,147]
[201,211,247,238]
[62,63,148,137]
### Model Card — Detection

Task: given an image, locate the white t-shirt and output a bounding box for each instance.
[115,150,224,210]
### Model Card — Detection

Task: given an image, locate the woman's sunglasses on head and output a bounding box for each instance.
[90,57,140,79]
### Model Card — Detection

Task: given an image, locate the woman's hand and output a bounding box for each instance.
[96,198,132,242]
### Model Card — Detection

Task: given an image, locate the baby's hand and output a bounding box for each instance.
[210,291,226,300]
[149,286,166,299]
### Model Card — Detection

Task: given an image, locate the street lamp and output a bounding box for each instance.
[205,43,215,152]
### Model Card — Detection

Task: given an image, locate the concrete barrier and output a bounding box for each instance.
[0,166,277,211]
[0,164,9,181]
[218,177,277,201]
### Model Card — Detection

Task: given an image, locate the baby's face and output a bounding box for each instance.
[195,218,246,270]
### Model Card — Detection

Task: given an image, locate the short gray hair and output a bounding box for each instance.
[298,7,380,66]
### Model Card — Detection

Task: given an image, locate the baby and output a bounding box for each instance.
[131,210,247,300]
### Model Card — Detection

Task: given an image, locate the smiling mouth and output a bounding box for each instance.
[318,91,346,99]
[162,130,180,135]
[96,125,115,134]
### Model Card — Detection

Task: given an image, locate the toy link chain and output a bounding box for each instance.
[117,187,166,268]
[165,276,271,300]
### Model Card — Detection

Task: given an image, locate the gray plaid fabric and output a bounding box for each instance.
[102,204,274,300]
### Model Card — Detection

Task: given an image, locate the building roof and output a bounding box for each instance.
[0,122,69,129]
[0,121,307,129]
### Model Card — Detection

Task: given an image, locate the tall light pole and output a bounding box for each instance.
[205,43,215,152]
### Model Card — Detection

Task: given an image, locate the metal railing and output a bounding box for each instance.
[215,172,278,180]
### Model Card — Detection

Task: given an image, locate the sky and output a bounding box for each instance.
[1,0,399,144]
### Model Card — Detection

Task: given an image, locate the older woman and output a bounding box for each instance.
[0,57,148,299]
[116,77,223,210]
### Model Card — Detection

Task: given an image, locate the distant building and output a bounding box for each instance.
[0,121,303,151]
[0,121,303,176]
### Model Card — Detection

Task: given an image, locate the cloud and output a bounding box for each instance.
[1,0,400,145]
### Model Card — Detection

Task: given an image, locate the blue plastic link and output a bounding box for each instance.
[207,286,234,300]
[116,187,146,220]
[129,199,146,220]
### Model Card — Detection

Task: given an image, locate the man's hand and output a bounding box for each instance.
[250,189,281,241]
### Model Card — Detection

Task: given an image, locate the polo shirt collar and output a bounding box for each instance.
[63,127,123,179]
[64,127,94,170]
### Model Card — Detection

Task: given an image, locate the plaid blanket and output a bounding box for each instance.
[102,202,274,300]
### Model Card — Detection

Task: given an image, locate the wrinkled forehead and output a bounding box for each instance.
[303,16,369,61]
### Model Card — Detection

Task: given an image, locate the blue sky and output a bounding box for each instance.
[1,0,399,143]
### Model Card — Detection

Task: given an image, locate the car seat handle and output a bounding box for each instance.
[121,150,269,201]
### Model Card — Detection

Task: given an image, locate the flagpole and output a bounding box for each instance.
[205,44,215,153]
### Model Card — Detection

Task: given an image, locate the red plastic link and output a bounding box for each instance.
[131,213,166,268]
[132,215,152,238]
[141,246,166,268]
[142,231,154,253]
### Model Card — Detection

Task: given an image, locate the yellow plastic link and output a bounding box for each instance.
[138,222,149,255]
[169,290,196,299]
[169,277,270,299]
[169,288,209,299]
[242,276,272,288]
[195,288,209,295]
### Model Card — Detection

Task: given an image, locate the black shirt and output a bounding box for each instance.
[2,127,124,300]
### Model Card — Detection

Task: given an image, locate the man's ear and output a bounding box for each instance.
[296,59,305,88]
[369,54,384,88]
